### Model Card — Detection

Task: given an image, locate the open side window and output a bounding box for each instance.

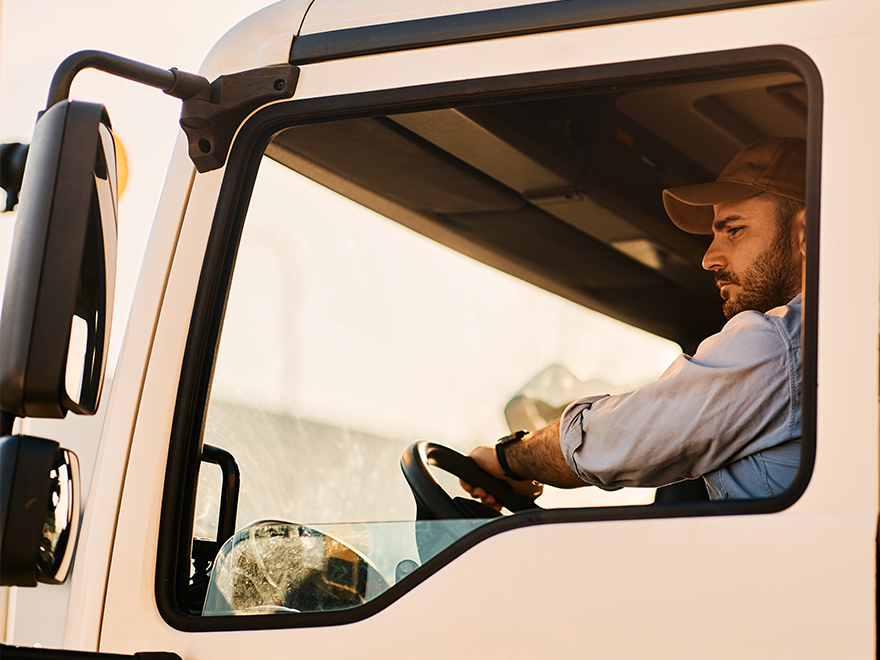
[159,46,820,629]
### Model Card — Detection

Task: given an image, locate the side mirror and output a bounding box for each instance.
[0,435,81,586]
[504,364,619,432]
[0,100,117,419]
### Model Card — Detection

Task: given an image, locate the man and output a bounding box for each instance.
[464,137,807,503]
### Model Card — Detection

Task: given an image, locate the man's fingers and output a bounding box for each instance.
[469,486,495,503]
[474,488,495,504]
[472,489,501,511]
[459,479,502,509]
[512,480,544,500]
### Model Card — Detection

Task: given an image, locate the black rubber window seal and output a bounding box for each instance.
[290,0,809,65]
[156,44,822,632]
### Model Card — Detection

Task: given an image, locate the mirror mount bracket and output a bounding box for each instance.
[46,50,299,174]
[178,64,299,173]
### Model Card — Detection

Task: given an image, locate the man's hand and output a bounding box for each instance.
[459,445,544,511]
[459,420,584,509]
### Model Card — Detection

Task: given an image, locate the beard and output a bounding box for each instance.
[715,230,802,319]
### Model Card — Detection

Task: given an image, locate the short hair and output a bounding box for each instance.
[755,192,805,234]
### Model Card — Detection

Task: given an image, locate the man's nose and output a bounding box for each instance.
[702,236,726,271]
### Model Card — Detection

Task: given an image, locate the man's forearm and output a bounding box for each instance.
[506,420,584,488]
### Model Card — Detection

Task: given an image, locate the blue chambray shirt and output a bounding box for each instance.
[560,295,802,500]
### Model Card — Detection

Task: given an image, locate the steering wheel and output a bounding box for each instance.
[400,440,541,519]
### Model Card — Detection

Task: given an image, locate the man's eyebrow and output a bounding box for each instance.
[712,214,745,232]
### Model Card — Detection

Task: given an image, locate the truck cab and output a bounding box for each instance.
[1,0,878,656]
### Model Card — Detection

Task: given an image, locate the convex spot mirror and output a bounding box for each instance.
[0,435,81,586]
[0,100,118,418]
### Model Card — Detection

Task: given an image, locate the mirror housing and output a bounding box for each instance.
[504,364,621,432]
[0,100,117,418]
[0,435,81,586]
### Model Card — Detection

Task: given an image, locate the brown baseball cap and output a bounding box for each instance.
[663,137,806,234]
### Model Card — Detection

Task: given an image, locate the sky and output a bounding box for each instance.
[0,0,276,362]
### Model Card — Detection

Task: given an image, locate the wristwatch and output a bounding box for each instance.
[495,430,529,481]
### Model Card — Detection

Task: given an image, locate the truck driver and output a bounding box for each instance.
[463,137,807,503]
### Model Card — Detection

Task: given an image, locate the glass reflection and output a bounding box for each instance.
[37,448,80,584]
[203,519,490,616]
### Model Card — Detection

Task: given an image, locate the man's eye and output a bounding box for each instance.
[728,226,743,236]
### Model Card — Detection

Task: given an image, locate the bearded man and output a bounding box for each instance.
[465,137,807,502]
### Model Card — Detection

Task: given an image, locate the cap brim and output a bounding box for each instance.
[663,181,764,234]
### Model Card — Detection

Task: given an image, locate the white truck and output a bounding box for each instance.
[0,0,877,656]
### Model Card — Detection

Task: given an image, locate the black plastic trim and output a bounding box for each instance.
[290,0,806,65]
[200,444,240,547]
[0,101,113,418]
[0,435,59,586]
[0,645,181,660]
[46,50,206,110]
[179,65,299,173]
[158,44,822,632]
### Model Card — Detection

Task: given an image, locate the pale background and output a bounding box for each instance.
[0,0,282,646]
[0,0,276,360]
[0,0,682,646]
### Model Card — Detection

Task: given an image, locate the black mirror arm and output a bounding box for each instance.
[44,49,299,173]
[45,50,210,111]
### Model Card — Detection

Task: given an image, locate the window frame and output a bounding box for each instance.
[290,0,811,65]
[156,44,822,631]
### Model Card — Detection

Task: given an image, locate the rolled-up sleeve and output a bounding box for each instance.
[560,305,801,490]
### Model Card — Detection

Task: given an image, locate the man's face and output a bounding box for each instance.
[703,195,803,319]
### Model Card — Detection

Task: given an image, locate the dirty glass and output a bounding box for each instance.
[182,54,814,618]
[195,153,681,616]
[202,519,486,615]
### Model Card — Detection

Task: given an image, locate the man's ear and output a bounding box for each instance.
[794,208,806,257]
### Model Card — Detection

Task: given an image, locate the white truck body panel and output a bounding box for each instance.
[96,0,879,656]
[2,0,877,657]
[198,0,313,79]
[62,135,199,651]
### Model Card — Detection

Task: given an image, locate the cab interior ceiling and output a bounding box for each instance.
[267,71,807,353]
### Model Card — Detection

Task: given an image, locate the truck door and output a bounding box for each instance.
[96,1,879,657]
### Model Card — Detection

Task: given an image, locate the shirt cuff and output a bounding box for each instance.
[560,395,613,487]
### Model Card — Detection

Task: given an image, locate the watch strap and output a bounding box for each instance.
[495,430,528,481]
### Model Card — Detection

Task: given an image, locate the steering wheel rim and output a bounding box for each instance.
[400,440,540,519]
